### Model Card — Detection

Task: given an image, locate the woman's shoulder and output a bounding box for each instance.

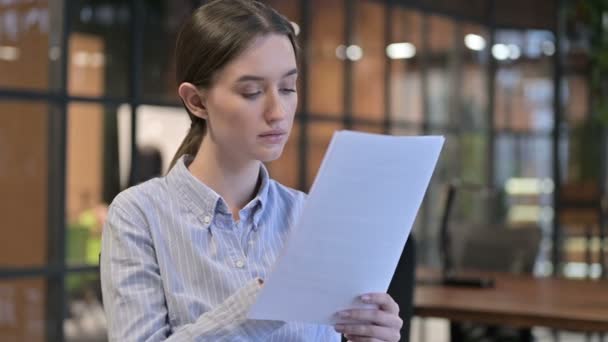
[108,177,169,215]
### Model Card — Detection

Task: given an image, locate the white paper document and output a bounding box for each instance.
[248,130,444,325]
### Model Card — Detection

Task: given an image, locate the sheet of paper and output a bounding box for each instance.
[248,130,444,325]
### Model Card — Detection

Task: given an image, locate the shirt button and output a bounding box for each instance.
[248,240,254,245]
[203,215,211,224]
[235,260,245,268]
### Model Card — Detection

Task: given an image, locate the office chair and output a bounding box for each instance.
[441,181,541,342]
[439,181,501,287]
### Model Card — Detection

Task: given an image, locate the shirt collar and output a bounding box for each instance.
[167,155,270,230]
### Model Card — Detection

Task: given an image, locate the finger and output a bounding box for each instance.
[360,293,399,314]
[337,309,402,329]
[335,324,400,341]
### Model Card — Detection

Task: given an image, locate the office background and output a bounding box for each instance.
[0,0,606,341]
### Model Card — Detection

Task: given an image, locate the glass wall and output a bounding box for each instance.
[490,29,556,274]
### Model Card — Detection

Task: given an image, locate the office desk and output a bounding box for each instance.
[414,269,608,332]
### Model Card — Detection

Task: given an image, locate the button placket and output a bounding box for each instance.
[243,227,256,257]
[227,227,248,270]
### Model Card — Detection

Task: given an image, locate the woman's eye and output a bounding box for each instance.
[281,88,296,93]
[242,91,262,99]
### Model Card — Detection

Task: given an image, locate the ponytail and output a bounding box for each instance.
[169,116,206,170]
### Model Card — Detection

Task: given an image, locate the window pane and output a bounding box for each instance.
[562,122,602,183]
[495,133,553,272]
[431,132,459,182]
[459,131,487,183]
[266,121,300,189]
[141,1,192,103]
[68,1,131,98]
[0,1,62,91]
[0,277,47,341]
[389,8,422,125]
[0,102,50,267]
[130,105,189,185]
[66,102,126,266]
[427,15,457,127]
[352,0,384,121]
[306,121,343,189]
[495,134,553,191]
[493,29,555,132]
[64,272,106,342]
[564,75,588,124]
[426,129,488,187]
[460,23,489,130]
[309,0,344,117]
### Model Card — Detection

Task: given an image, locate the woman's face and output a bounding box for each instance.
[203,33,298,163]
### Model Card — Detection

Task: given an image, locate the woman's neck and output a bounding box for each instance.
[188,139,260,221]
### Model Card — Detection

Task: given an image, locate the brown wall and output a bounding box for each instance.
[0,104,48,342]
[66,33,105,222]
[0,104,49,266]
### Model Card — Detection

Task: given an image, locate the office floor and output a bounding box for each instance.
[410,318,607,342]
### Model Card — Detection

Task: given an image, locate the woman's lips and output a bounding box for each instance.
[258,132,286,144]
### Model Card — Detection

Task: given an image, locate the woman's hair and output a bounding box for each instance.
[169,0,299,169]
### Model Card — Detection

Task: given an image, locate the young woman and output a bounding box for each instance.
[100,1,403,341]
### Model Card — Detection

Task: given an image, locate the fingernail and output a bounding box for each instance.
[338,311,350,318]
[361,295,371,302]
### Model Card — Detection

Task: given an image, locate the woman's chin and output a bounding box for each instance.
[257,146,285,162]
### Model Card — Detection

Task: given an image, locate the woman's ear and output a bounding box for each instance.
[178,82,208,120]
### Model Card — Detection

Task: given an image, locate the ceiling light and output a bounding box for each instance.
[386,42,416,59]
[464,34,486,51]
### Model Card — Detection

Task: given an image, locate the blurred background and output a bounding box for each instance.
[0,0,606,341]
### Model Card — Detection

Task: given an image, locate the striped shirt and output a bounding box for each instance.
[100,155,340,341]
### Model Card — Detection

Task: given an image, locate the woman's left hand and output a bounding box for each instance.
[334,293,403,342]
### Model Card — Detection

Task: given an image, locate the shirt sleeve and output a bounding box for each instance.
[100,201,285,341]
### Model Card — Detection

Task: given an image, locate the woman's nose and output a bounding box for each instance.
[264,93,287,122]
